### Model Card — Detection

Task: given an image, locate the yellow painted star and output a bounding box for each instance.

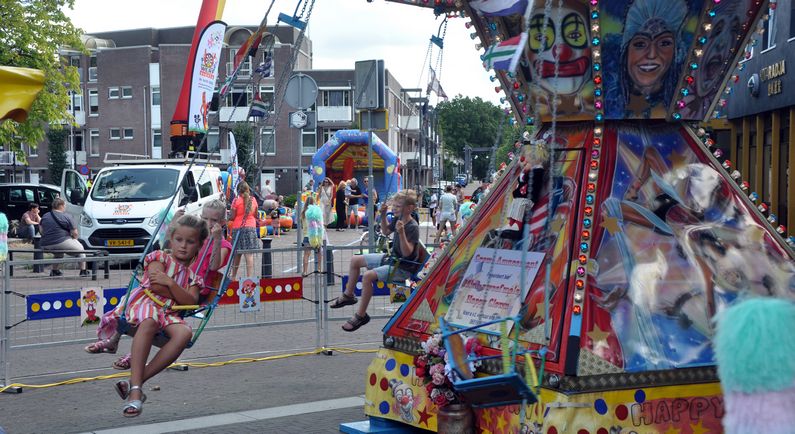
[495,413,507,432]
[669,151,688,169]
[601,216,621,235]
[587,324,610,345]
[690,420,710,434]
[550,217,565,233]
[664,424,680,434]
[481,409,493,425]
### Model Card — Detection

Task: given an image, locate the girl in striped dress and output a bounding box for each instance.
[94,214,208,417]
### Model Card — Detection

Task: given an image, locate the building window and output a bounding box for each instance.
[260,127,275,155]
[69,56,80,68]
[301,130,316,155]
[110,128,121,140]
[73,129,83,152]
[88,55,97,81]
[88,89,99,116]
[121,86,133,99]
[762,8,776,50]
[259,85,274,112]
[28,143,38,157]
[152,86,160,106]
[227,48,251,77]
[108,87,120,99]
[152,128,162,149]
[321,90,350,106]
[89,129,100,156]
[123,128,134,140]
[69,92,83,112]
[225,85,250,108]
[322,129,339,144]
[206,127,219,152]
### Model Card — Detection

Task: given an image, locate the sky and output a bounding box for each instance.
[63,0,502,106]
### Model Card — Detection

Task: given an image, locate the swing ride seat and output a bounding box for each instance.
[383,241,430,302]
[439,317,538,408]
[277,12,306,30]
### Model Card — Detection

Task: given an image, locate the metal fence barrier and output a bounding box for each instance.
[0,240,439,390]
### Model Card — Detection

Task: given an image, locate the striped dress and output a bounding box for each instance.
[97,251,203,340]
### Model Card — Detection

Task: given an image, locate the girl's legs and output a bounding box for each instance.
[141,323,191,383]
[231,254,242,280]
[125,318,158,411]
[302,249,310,276]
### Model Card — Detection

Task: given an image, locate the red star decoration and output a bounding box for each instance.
[417,404,433,427]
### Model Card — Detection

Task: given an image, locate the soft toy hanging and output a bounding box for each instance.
[0,212,8,262]
[306,204,324,249]
[500,136,548,240]
[714,297,795,434]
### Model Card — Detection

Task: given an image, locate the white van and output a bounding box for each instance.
[61,157,223,254]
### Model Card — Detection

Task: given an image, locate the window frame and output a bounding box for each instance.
[122,128,134,140]
[108,87,120,99]
[301,129,316,155]
[121,86,133,99]
[151,86,161,106]
[88,89,99,116]
[260,126,275,155]
[89,129,100,156]
[109,128,121,140]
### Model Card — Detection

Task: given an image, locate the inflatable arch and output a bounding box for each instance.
[310,130,400,199]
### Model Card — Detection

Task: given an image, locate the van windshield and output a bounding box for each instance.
[91,168,180,202]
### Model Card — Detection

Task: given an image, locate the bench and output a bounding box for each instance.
[7,242,110,280]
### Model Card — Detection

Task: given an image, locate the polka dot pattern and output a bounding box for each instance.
[369,373,377,386]
[594,399,608,415]
[379,401,390,414]
[615,404,628,420]
[385,359,396,371]
[634,390,646,403]
[597,429,609,434]
[548,427,558,434]
[399,364,410,377]
[380,378,389,391]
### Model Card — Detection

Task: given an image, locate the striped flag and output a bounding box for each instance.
[469,0,528,16]
[482,33,528,74]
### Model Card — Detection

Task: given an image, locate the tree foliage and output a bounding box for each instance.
[231,123,257,186]
[0,0,83,161]
[46,127,69,185]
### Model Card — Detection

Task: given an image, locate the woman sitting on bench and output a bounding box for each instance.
[39,198,88,277]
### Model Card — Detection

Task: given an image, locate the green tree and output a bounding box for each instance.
[47,127,69,185]
[435,96,506,180]
[0,0,83,161]
[232,123,257,186]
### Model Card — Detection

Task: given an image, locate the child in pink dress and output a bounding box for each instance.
[90,214,209,417]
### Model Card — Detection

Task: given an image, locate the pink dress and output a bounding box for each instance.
[192,238,232,297]
[97,251,203,340]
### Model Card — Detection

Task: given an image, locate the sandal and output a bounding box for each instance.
[113,353,132,371]
[342,313,370,332]
[122,386,147,417]
[84,339,118,354]
[329,293,357,309]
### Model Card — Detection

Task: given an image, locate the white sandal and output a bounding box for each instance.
[122,385,146,417]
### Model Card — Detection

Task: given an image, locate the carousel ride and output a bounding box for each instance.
[351,0,795,433]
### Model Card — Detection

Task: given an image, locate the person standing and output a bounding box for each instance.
[318,178,335,226]
[229,181,259,281]
[335,181,348,231]
[435,185,459,243]
[347,178,363,229]
[262,179,275,198]
[39,198,88,277]
[19,203,41,243]
[428,190,438,226]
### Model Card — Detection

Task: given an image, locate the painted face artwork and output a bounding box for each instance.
[527,6,591,95]
[626,29,675,96]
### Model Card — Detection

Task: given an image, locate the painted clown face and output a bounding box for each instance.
[391,381,416,423]
[527,5,591,95]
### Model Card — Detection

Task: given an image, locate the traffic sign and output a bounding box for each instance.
[284,73,318,110]
[79,165,90,175]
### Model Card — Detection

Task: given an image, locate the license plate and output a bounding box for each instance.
[106,239,134,247]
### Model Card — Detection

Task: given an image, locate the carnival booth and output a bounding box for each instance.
[346,1,795,433]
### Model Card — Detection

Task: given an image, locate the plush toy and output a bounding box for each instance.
[500,140,548,240]
[0,212,8,262]
[714,297,795,434]
[306,204,324,249]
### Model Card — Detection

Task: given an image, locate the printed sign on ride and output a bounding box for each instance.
[445,247,544,334]
[188,21,226,134]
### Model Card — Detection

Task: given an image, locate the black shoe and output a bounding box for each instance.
[79,270,90,277]
[50,270,63,277]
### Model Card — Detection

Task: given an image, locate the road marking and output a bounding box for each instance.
[83,395,365,434]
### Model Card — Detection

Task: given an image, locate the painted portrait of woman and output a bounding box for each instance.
[618,0,687,118]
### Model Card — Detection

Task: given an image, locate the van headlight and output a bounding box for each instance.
[148,211,164,228]
[80,211,93,227]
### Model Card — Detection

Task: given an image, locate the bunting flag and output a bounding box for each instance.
[220,24,267,97]
[469,0,528,16]
[426,67,448,101]
[482,33,529,74]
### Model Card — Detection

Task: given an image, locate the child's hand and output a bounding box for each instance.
[149,270,175,293]
[174,208,186,221]
[210,222,223,240]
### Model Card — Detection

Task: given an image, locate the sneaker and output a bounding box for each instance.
[49,270,63,277]
[79,270,90,277]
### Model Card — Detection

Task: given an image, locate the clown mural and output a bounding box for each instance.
[525,0,593,119]
[389,379,419,424]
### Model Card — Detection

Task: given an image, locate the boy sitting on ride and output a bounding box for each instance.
[85,214,209,417]
[330,190,420,332]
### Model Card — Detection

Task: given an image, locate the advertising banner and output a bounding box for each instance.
[188,21,226,134]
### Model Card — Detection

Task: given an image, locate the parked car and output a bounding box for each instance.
[455,174,468,187]
[0,183,61,222]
